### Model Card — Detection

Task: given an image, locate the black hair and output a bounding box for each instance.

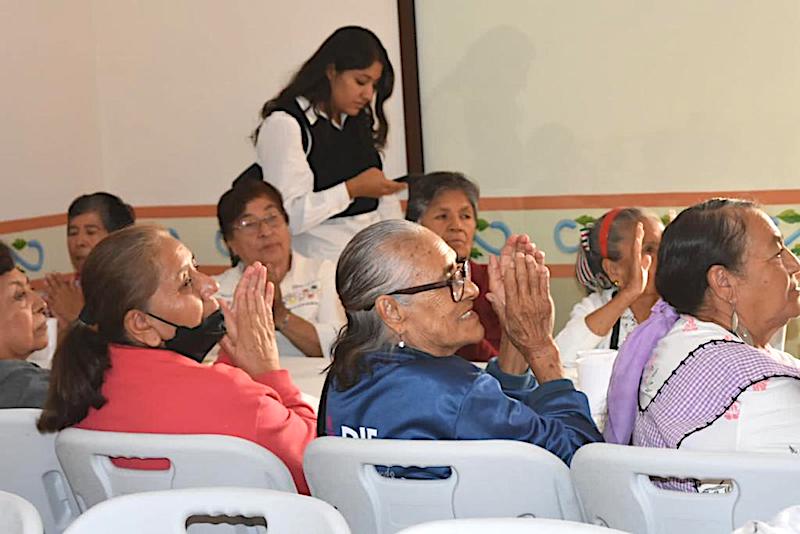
[253,26,394,150]
[656,198,756,315]
[67,192,135,232]
[0,242,15,277]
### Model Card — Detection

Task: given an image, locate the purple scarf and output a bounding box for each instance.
[604,299,679,444]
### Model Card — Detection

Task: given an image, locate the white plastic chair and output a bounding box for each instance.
[571,442,800,534]
[63,487,350,534]
[0,490,44,534]
[55,429,297,512]
[0,409,79,533]
[397,517,628,533]
[303,437,581,534]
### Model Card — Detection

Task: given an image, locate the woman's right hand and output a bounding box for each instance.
[219,262,281,377]
[618,222,653,301]
[345,167,406,199]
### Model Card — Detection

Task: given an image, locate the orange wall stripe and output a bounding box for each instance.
[134,205,216,218]
[6,189,800,233]
[0,213,67,234]
[478,189,800,211]
[548,264,576,278]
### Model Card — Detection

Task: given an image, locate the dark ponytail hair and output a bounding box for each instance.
[38,225,167,432]
[253,26,394,150]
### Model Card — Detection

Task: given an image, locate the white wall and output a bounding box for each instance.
[0,0,103,219]
[93,0,407,207]
[416,0,800,196]
[0,0,406,219]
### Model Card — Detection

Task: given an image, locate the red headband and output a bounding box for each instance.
[598,208,623,259]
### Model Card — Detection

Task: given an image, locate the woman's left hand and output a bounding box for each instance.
[219,262,281,377]
[501,250,563,383]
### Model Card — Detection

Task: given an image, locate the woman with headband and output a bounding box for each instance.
[555,208,663,365]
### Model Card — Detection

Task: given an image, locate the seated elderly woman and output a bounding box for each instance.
[556,207,663,365]
[405,172,500,362]
[319,220,602,466]
[43,192,135,326]
[215,177,345,358]
[37,225,316,493]
[0,242,50,408]
[605,198,800,455]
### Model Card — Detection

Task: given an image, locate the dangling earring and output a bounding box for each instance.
[397,333,406,349]
[731,306,754,346]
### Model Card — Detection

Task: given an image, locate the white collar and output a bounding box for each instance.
[295,96,348,130]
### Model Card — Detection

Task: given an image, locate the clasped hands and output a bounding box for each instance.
[486,235,563,383]
[219,262,281,377]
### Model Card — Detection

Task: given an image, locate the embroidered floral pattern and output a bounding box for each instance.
[723,401,740,421]
[682,317,698,332]
[751,379,769,392]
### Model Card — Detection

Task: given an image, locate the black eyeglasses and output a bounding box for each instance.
[367,261,471,310]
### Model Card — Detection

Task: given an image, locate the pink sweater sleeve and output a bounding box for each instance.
[213,360,317,494]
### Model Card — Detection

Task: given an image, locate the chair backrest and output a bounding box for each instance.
[0,490,44,534]
[0,409,79,533]
[303,437,581,534]
[55,429,296,511]
[397,517,628,533]
[63,487,350,534]
[571,442,800,534]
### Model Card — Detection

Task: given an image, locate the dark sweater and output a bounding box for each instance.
[0,359,49,409]
[272,99,382,218]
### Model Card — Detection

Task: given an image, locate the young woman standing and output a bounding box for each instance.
[253,26,405,260]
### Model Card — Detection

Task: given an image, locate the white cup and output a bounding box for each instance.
[575,348,618,424]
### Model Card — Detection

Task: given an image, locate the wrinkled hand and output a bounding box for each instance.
[219,262,280,377]
[619,222,653,300]
[502,250,563,382]
[43,273,83,323]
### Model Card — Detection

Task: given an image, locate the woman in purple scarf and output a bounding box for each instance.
[605,198,800,455]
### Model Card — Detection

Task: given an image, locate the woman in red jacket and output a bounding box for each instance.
[38,225,316,493]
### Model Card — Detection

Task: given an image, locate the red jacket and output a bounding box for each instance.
[456,261,501,362]
[76,344,316,494]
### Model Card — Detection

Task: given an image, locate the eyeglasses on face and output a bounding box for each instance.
[366,260,471,310]
[234,212,285,234]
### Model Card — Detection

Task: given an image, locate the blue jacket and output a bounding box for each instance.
[320,347,603,466]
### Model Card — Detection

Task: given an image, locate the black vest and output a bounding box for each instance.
[273,100,380,218]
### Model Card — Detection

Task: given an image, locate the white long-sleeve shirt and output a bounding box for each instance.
[256,97,401,261]
[555,289,638,366]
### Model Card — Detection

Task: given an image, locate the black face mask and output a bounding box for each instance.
[146,309,226,363]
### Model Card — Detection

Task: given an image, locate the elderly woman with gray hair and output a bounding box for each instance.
[318,220,602,466]
[405,172,499,362]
